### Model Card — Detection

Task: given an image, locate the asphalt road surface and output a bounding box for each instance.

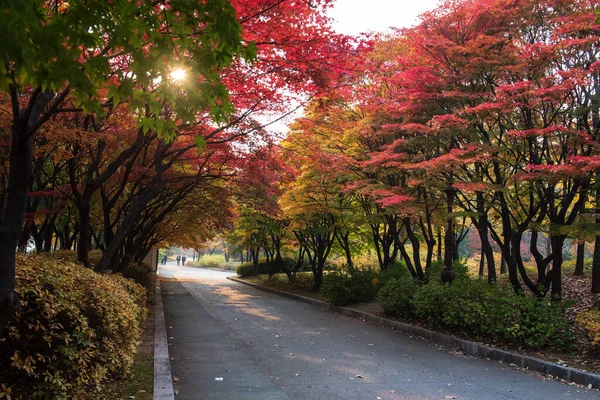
[159,264,599,400]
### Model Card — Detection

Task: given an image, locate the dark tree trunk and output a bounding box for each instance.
[335,230,353,268]
[42,222,54,253]
[0,89,56,333]
[17,223,31,253]
[251,248,259,275]
[77,206,91,267]
[437,227,442,260]
[479,251,485,277]
[574,241,585,276]
[397,238,418,278]
[0,131,34,333]
[475,193,496,282]
[95,185,160,273]
[441,185,457,283]
[549,235,565,297]
[592,235,600,293]
[404,219,424,278]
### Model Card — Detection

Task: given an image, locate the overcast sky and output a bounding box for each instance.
[328,0,442,35]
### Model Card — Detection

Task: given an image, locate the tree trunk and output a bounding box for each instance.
[593,235,600,293]
[550,235,565,297]
[404,220,424,278]
[95,185,159,272]
[77,206,91,267]
[479,251,485,277]
[0,119,37,334]
[500,252,507,274]
[574,241,585,276]
[312,263,323,291]
[437,227,442,260]
[17,223,31,253]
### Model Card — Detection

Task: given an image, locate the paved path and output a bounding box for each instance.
[160,265,599,400]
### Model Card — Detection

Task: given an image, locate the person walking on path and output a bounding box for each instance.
[182,256,187,266]
[161,255,168,265]
[176,256,181,266]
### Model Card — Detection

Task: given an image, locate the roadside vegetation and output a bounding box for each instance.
[0,252,155,399]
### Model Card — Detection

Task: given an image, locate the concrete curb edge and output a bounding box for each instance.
[154,279,175,399]
[227,276,600,389]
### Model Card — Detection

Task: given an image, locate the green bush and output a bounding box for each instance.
[321,266,379,306]
[409,278,573,349]
[237,261,256,277]
[410,281,448,322]
[376,275,418,317]
[0,254,146,399]
[424,260,469,283]
[377,260,411,286]
[197,254,226,269]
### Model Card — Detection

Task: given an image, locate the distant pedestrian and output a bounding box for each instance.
[182,256,187,266]
[161,255,167,265]
[176,255,181,266]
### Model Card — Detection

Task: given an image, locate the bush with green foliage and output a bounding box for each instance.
[197,254,227,269]
[424,260,468,283]
[376,275,418,317]
[377,260,411,286]
[321,266,379,306]
[237,261,256,277]
[260,272,314,290]
[0,254,146,399]
[409,279,573,349]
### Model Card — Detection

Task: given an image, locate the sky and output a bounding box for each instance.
[327,0,442,35]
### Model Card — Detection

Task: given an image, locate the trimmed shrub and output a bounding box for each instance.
[237,261,256,277]
[43,249,103,266]
[424,260,469,283]
[0,254,146,399]
[196,254,226,269]
[376,275,418,317]
[409,279,573,349]
[410,281,448,322]
[321,267,379,306]
[377,260,411,286]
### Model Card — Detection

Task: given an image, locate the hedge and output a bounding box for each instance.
[0,254,147,399]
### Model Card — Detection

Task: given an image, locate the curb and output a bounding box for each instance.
[227,276,600,389]
[154,279,175,399]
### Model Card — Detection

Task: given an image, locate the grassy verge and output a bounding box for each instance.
[92,308,155,400]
